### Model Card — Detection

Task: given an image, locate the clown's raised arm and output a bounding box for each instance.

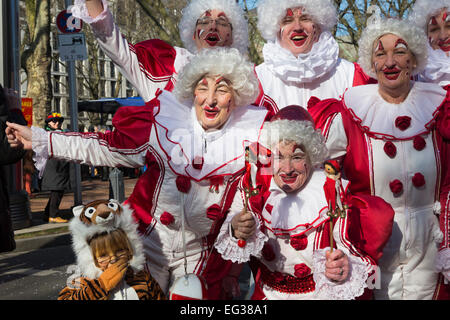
[69,0,249,102]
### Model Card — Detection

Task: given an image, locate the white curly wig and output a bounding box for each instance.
[256,0,338,41]
[173,47,260,108]
[409,0,450,32]
[259,119,328,167]
[179,0,249,54]
[358,8,428,78]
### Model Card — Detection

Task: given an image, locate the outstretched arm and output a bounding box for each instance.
[70,0,178,102]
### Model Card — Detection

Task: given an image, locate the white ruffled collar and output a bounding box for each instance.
[343,82,447,140]
[262,170,329,237]
[420,43,450,86]
[152,91,268,181]
[262,31,340,84]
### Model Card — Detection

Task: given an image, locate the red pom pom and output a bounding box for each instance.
[389,179,403,194]
[206,204,222,220]
[160,211,174,225]
[395,116,411,131]
[192,156,204,170]
[412,172,425,187]
[413,136,426,151]
[383,141,397,158]
[176,175,191,193]
[294,263,311,278]
[237,240,246,248]
[290,235,308,251]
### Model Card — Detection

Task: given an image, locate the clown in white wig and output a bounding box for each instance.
[409,0,450,86]
[7,47,269,300]
[216,105,394,300]
[58,199,166,300]
[70,0,249,102]
[310,7,450,300]
[254,0,373,114]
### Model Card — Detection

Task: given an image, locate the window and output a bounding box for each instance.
[54,75,60,93]
[110,61,115,77]
[110,81,116,96]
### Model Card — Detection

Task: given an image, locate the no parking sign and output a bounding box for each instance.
[56,9,87,61]
[56,10,83,33]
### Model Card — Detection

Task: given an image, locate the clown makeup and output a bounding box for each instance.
[278,7,320,56]
[272,142,312,193]
[194,9,233,50]
[372,33,416,102]
[194,75,236,131]
[427,9,450,53]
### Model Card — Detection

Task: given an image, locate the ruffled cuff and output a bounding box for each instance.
[32,127,49,179]
[435,248,450,282]
[69,0,110,24]
[312,248,368,300]
[214,212,268,264]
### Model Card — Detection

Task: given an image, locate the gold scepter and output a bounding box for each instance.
[238,146,259,248]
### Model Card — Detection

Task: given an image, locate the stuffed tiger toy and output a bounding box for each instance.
[73,199,123,227]
[69,199,145,279]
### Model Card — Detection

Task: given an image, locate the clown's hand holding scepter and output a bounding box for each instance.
[231,146,259,248]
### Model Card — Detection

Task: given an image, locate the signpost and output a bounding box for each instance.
[56,9,83,33]
[57,3,85,205]
[57,33,87,61]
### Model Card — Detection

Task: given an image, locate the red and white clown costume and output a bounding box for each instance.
[215,106,394,300]
[31,48,269,299]
[69,0,249,102]
[409,0,450,87]
[310,13,450,300]
[254,0,373,113]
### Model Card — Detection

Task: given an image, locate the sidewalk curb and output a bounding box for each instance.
[13,232,72,253]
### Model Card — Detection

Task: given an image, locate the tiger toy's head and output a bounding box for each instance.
[69,199,145,279]
[73,199,122,227]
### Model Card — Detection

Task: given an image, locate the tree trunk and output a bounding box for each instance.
[21,0,52,128]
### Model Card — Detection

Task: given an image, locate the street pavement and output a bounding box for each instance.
[13,175,139,252]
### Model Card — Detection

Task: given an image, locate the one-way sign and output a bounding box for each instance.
[57,33,88,61]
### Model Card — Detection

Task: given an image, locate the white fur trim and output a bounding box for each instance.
[70,201,145,279]
[178,0,249,54]
[358,10,428,78]
[256,0,338,41]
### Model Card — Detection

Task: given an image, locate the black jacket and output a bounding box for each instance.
[0,104,26,252]
[40,126,71,191]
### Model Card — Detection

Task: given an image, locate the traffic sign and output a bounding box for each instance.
[57,33,88,61]
[56,10,83,33]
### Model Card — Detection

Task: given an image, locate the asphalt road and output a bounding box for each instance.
[0,245,75,300]
[0,244,254,300]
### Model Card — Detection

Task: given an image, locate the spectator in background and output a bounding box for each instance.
[0,85,26,252]
[409,0,450,87]
[40,113,70,223]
